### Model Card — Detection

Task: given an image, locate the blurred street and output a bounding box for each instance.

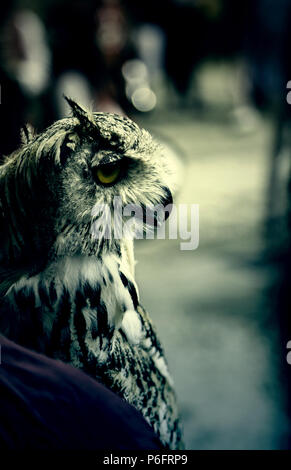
[135,108,290,449]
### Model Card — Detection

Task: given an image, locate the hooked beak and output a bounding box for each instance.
[142,187,173,228]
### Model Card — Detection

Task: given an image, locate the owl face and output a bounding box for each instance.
[0,98,173,266]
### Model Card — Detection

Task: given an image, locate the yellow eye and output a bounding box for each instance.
[96,163,121,185]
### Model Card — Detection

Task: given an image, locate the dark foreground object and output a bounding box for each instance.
[0,335,163,450]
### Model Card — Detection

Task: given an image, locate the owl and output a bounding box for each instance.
[0,98,183,449]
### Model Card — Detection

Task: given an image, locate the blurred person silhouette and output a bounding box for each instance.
[0,2,52,160]
[0,2,26,160]
[166,0,248,106]
[45,0,139,117]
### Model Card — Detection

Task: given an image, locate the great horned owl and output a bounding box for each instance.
[0,98,183,449]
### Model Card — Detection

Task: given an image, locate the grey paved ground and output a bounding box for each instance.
[134,108,290,449]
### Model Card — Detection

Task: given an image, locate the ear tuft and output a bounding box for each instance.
[64,95,95,131]
[20,124,35,146]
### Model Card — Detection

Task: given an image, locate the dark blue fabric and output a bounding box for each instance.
[0,335,163,450]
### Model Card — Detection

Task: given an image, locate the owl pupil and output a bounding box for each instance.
[101,164,116,176]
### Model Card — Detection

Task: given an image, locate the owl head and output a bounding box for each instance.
[0,98,173,284]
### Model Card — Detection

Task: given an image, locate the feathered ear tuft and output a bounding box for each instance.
[20,124,35,146]
[64,96,95,131]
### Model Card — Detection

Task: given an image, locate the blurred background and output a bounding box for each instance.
[1,0,291,450]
